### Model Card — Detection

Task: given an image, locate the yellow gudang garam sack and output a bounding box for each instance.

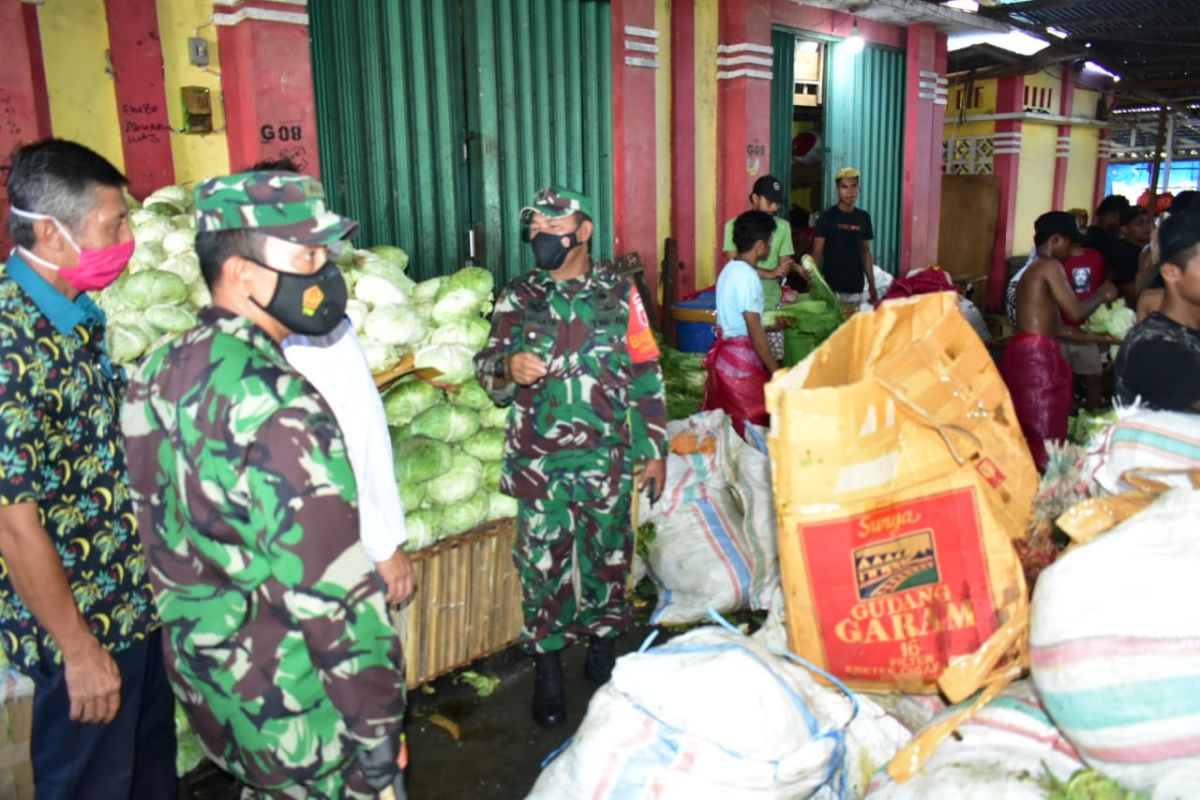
[765,293,1036,696]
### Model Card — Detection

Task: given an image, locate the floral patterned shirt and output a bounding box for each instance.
[0,253,158,672]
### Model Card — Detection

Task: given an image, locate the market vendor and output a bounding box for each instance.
[0,139,175,798]
[474,186,667,728]
[722,175,796,312]
[703,210,780,436]
[811,166,878,304]
[122,171,406,798]
[1115,207,1200,412]
[1002,211,1118,470]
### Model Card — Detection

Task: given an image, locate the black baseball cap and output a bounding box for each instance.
[751,175,784,204]
[1097,194,1130,216]
[1035,211,1085,244]
[1159,207,1200,265]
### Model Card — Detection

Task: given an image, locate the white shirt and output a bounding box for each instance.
[283,319,406,562]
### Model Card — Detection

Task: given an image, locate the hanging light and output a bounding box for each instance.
[846,19,865,54]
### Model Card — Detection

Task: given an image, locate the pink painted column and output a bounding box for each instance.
[610,0,662,302]
[987,74,1025,311]
[214,1,321,175]
[715,0,774,275]
[0,3,52,254]
[671,0,698,298]
[105,0,175,198]
[1051,68,1075,210]
[901,24,948,273]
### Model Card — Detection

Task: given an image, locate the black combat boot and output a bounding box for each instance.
[584,635,617,685]
[531,651,567,728]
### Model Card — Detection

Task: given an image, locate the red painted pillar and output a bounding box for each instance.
[214,1,320,176]
[901,24,948,273]
[671,0,698,298]
[104,0,175,198]
[1051,68,1075,210]
[715,0,773,275]
[0,4,52,254]
[987,75,1025,311]
[610,0,662,302]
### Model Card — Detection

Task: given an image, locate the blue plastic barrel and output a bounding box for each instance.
[670,294,717,353]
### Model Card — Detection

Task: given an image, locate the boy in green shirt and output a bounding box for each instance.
[723,175,795,310]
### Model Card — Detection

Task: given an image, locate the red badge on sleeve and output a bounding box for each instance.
[626,290,659,364]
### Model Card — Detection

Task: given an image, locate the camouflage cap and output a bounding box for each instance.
[193,171,358,246]
[519,186,594,223]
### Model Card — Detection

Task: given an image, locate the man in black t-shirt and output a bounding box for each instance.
[1112,205,1152,305]
[1116,208,1200,412]
[1084,194,1130,289]
[812,166,877,302]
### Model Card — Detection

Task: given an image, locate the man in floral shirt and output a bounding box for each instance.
[0,139,172,798]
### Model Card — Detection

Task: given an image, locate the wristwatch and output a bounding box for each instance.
[494,357,506,379]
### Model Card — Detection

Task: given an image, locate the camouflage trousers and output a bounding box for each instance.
[239,767,376,800]
[514,491,634,654]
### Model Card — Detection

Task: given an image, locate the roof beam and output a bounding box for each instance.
[1121,78,1200,92]
[977,0,1095,17]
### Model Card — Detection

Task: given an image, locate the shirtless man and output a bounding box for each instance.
[1001,211,1118,469]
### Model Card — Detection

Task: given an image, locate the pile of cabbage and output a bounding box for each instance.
[1083,302,1137,359]
[336,248,494,381]
[384,376,516,550]
[99,184,207,364]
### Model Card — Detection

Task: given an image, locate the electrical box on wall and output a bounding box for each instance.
[181,87,213,133]
[188,37,210,67]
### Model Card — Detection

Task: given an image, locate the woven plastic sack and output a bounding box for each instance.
[636,412,778,625]
[765,293,1037,696]
[527,626,858,800]
[1030,488,1200,795]
[865,680,1087,798]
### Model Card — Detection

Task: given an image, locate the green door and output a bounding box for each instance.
[464,0,614,283]
[309,0,614,285]
[309,1,470,280]
[824,42,906,274]
[770,29,797,206]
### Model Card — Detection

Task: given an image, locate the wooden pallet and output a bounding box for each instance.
[392,518,523,688]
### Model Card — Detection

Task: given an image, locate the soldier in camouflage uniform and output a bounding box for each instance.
[121,172,406,798]
[475,187,667,727]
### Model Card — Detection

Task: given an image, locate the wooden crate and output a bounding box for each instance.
[392,518,523,688]
[0,681,34,800]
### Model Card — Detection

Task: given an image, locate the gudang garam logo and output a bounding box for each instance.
[833,530,976,645]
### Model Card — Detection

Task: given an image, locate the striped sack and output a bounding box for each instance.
[865,680,1087,798]
[1030,489,1200,794]
[642,413,778,625]
[1085,409,1200,494]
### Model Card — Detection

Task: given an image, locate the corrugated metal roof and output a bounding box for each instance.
[938,0,1200,159]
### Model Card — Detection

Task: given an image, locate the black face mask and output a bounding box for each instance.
[530,231,579,271]
[250,259,348,336]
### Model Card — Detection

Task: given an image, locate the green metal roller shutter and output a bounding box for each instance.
[465,0,613,283]
[770,29,797,205]
[824,42,906,274]
[309,0,613,285]
[309,1,470,280]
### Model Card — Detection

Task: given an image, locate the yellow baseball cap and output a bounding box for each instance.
[836,167,861,182]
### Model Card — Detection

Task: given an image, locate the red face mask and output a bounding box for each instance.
[11,207,134,292]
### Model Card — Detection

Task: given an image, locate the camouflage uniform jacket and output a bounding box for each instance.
[475,264,668,501]
[121,307,404,792]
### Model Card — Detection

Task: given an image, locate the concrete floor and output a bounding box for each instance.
[180,626,660,800]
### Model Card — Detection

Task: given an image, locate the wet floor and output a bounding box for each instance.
[181,625,661,800]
